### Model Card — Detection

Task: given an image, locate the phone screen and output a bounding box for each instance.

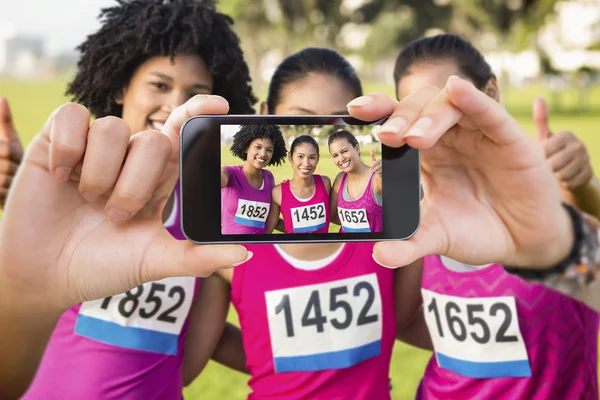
[181,115,420,244]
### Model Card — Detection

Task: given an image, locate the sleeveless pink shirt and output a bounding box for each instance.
[417,255,599,400]
[231,242,396,399]
[280,174,330,234]
[337,173,382,233]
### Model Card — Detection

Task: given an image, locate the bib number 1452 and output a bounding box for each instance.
[265,274,383,373]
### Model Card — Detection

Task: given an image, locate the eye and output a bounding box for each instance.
[151,82,169,91]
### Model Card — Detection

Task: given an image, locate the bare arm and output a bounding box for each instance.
[562,176,600,221]
[393,258,432,350]
[329,173,343,226]
[266,185,282,234]
[210,322,248,374]
[182,275,231,386]
[0,285,64,399]
[221,167,229,188]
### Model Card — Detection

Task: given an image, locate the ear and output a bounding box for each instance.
[483,77,500,102]
[259,101,269,115]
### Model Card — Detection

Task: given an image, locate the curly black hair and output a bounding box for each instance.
[67,0,256,118]
[230,125,287,166]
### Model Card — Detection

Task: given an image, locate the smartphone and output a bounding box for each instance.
[180,115,420,244]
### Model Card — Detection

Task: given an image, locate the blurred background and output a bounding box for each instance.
[1,0,599,399]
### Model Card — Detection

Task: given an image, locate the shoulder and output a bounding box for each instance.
[333,172,345,191]
[272,183,283,202]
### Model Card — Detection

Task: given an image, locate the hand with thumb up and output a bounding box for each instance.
[0,97,24,209]
[370,148,382,176]
[533,97,593,191]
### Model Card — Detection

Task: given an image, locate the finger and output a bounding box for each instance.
[542,133,571,158]
[555,160,584,184]
[0,97,18,141]
[370,148,376,164]
[158,95,229,198]
[444,76,524,146]
[565,168,592,190]
[162,95,229,139]
[373,217,447,268]
[142,234,252,282]
[0,97,25,161]
[532,97,552,142]
[78,117,131,202]
[0,159,19,175]
[348,89,442,148]
[105,130,172,223]
[546,145,581,173]
[49,103,91,182]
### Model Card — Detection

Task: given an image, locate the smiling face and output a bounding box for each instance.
[290,142,319,178]
[246,138,274,170]
[116,54,213,134]
[329,138,360,173]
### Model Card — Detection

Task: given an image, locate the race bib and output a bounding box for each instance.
[234,199,270,228]
[338,207,370,232]
[290,202,327,233]
[421,289,531,378]
[265,273,382,373]
[75,277,196,355]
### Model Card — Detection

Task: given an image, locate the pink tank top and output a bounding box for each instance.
[23,195,199,400]
[417,255,599,400]
[231,242,396,400]
[221,165,275,234]
[280,174,330,234]
[337,173,382,233]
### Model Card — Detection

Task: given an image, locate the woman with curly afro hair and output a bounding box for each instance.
[21,1,255,399]
[220,124,287,234]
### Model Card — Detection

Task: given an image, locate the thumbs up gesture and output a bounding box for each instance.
[370,148,382,176]
[0,97,24,209]
[533,97,592,190]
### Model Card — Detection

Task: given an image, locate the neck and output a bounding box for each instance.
[278,243,343,260]
[242,162,262,178]
[291,174,314,187]
[347,161,370,179]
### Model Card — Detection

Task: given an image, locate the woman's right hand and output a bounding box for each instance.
[0,97,24,209]
[0,95,251,314]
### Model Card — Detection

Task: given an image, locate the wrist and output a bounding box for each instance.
[545,204,578,267]
[0,277,66,324]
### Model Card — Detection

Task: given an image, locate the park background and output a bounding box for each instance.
[1,0,600,399]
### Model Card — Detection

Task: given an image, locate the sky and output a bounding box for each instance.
[1,0,116,56]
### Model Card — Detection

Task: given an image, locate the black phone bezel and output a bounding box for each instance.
[180,115,420,244]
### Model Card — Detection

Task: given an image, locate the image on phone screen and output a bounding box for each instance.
[220,124,383,236]
[180,115,420,244]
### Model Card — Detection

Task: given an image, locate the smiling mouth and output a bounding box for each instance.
[299,167,312,174]
[149,120,165,131]
[255,158,267,164]
[341,160,351,168]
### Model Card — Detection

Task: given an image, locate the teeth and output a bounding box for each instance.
[256,158,265,163]
[342,161,350,168]
[151,121,164,131]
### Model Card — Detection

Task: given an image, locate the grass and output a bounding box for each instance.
[1,78,599,399]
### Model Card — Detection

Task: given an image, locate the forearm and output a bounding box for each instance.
[275,218,285,233]
[563,176,600,221]
[396,309,433,351]
[210,322,249,374]
[0,286,63,398]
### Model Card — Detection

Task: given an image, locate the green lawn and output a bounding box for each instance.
[1,78,599,399]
